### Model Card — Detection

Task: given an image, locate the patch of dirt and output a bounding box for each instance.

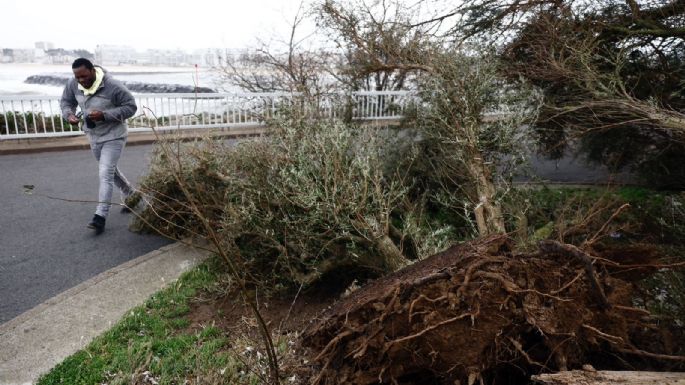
[184,284,335,337]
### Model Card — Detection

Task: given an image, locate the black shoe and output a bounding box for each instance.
[87,214,106,235]
[121,191,142,213]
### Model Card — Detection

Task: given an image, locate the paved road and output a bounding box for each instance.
[519,153,634,185]
[0,144,172,324]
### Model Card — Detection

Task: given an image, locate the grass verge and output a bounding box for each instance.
[36,257,276,385]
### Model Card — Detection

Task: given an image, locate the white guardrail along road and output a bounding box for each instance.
[0,91,414,140]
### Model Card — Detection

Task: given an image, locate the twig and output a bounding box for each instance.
[313,330,354,362]
[507,337,548,369]
[584,203,631,247]
[384,311,475,349]
[277,282,304,333]
[474,270,572,302]
[408,294,448,322]
[550,269,584,295]
[617,347,685,362]
[613,305,651,316]
[591,256,685,270]
[582,324,624,344]
[148,122,281,384]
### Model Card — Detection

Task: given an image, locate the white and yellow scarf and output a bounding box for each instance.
[78,67,104,96]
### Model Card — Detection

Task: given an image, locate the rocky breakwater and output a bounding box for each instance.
[25,75,215,93]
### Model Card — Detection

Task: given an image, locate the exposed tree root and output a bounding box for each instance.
[300,235,683,384]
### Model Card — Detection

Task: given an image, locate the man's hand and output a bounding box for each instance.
[88,110,105,122]
[67,114,80,125]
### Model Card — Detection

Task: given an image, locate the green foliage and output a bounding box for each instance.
[641,268,685,332]
[401,49,540,234]
[504,186,685,246]
[0,112,75,135]
[134,119,437,289]
[579,127,685,189]
[486,0,685,188]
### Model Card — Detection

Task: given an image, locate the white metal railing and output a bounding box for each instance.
[0,91,414,140]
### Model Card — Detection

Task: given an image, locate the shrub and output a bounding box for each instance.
[0,112,74,135]
[135,120,422,289]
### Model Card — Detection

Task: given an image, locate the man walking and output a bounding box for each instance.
[61,58,138,234]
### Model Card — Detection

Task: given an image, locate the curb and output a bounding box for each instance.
[0,126,267,155]
[0,242,184,336]
[0,240,211,385]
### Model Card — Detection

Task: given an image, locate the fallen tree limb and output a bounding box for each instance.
[532,370,685,385]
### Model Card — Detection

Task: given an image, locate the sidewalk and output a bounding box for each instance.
[0,242,210,385]
[0,126,266,155]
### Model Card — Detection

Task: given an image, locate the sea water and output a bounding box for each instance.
[0,63,224,96]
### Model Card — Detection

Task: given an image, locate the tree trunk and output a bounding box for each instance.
[465,152,506,236]
[532,370,685,385]
[374,234,408,271]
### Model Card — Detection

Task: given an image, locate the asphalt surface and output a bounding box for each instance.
[518,152,634,185]
[0,144,172,324]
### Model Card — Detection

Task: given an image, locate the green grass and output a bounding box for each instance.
[36,257,271,385]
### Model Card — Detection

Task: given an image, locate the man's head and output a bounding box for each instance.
[71,58,96,88]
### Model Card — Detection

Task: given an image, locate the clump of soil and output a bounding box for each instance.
[299,235,683,385]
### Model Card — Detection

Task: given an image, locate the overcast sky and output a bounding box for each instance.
[1,0,315,51]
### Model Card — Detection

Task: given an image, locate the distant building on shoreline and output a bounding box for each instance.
[95,45,137,66]
[95,45,238,67]
[0,42,250,68]
[0,41,84,64]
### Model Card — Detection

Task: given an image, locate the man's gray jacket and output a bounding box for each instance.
[60,67,137,143]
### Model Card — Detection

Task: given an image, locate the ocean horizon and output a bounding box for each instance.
[0,63,224,96]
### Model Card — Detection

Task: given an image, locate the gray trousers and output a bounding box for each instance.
[89,137,133,218]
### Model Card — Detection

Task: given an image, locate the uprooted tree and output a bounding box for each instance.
[128,1,685,384]
[427,0,685,187]
[316,0,541,236]
[208,0,541,239]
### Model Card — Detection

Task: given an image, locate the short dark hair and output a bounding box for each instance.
[72,58,94,70]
